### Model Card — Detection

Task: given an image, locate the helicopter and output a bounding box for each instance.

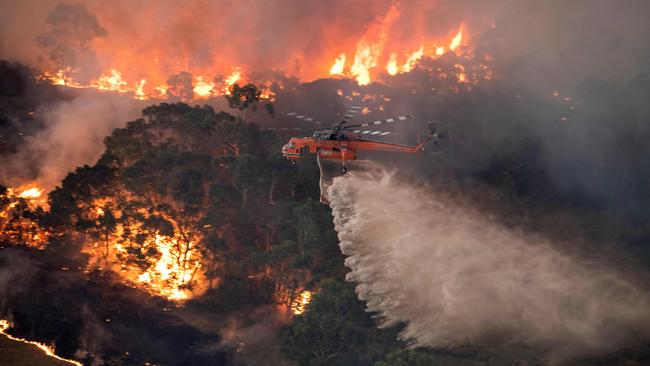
[276,105,444,203]
[280,105,440,173]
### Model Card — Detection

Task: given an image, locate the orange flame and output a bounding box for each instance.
[0,319,82,366]
[329,53,346,75]
[291,290,313,315]
[18,187,43,199]
[449,24,464,52]
[193,76,215,98]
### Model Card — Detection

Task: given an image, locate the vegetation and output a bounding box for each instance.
[1,55,650,365]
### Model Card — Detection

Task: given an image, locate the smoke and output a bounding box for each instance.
[35,2,107,73]
[329,167,650,360]
[215,307,292,366]
[0,249,39,315]
[0,92,141,191]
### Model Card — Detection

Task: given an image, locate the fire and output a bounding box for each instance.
[350,41,382,85]
[403,45,425,72]
[223,68,242,95]
[385,46,425,75]
[1,185,49,249]
[134,234,203,301]
[134,79,147,100]
[18,187,43,199]
[0,319,83,366]
[32,3,484,98]
[329,53,346,75]
[386,53,399,76]
[328,8,472,84]
[449,24,464,52]
[92,69,129,93]
[193,76,215,98]
[291,290,313,315]
[81,197,209,302]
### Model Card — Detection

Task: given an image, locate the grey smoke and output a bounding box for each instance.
[35,2,107,73]
[329,167,650,360]
[0,92,141,191]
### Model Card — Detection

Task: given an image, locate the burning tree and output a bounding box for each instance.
[37,102,333,306]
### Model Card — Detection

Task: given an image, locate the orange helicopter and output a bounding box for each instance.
[277,105,443,203]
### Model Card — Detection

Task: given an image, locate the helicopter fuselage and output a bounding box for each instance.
[281,130,434,163]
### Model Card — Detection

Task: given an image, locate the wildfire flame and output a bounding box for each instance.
[329,53,346,75]
[32,5,481,99]
[291,290,313,315]
[328,16,471,84]
[134,234,203,301]
[18,187,43,199]
[449,24,464,52]
[0,319,82,366]
[193,76,215,98]
[223,68,242,95]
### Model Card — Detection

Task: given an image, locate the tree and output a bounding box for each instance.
[281,280,401,366]
[375,349,437,366]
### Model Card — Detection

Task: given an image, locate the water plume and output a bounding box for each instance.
[328,167,650,359]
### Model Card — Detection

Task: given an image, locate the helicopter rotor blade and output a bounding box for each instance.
[283,111,324,125]
[351,129,395,136]
[343,114,413,129]
[341,105,364,122]
[261,127,316,132]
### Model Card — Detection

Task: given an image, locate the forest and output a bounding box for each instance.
[2,35,650,365]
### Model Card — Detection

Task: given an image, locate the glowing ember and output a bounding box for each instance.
[329,53,346,75]
[0,319,82,366]
[291,290,313,315]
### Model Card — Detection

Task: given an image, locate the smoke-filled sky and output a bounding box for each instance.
[0,0,647,86]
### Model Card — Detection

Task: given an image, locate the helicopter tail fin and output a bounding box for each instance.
[415,122,440,151]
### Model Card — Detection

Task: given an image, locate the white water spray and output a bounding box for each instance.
[328,168,650,359]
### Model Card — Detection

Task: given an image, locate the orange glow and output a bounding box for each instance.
[18,187,43,199]
[134,79,147,100]
[92,69,129,93]
[329,53,346,75]
[0,319,82,366]
[402,45,424,72]
[386,53,399,75]
[449,24,464,52]
[33,4,485,95]
[291,290,313,315]
[351,41,382,85]
[82,200,210,301]
[222,68,242,95]
[193,76,215,98]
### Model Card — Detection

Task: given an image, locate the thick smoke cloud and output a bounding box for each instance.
[329,168,650,360]
[35,2,107,72]
[0,92,141,191]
